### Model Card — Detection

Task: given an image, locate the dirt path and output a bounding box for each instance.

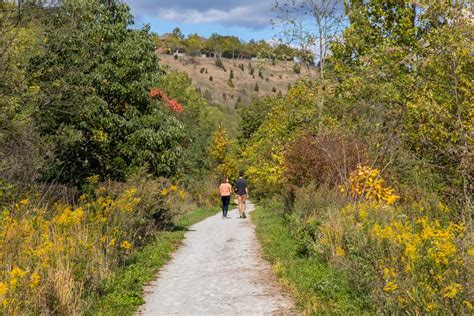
[139,202,295,315]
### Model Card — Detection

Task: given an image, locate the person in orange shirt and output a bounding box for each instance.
[219,177,232,218]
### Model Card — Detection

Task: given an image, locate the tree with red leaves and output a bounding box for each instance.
[148,88,184,113]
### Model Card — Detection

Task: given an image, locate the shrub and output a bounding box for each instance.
[200,67,205,73]
[294,171,473,314]
[229,70,234,79]
[284,132,368,190]
[239,64,244,71]
[293,63,301,74]
[215,58,226,71]
[209,76,213,81]
[0,179,189,314]
[227,78,235,88]
[254,82,259,92]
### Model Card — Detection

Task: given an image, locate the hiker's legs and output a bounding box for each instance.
[241,195,247,217]
[238,195,246,217]
[237,195,243,217]
[221,196,228,217]
[222,196,230,217]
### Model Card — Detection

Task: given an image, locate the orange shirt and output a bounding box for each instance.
[219,183,232,196]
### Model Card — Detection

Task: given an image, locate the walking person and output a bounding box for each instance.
[235,171,248,219]
[219,177,232,218]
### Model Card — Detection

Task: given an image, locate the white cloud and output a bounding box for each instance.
[126,0,274,29]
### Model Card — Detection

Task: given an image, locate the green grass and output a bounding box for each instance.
[86,207,218,315]
[252,205,370,315]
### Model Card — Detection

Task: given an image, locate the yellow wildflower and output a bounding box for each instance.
[30,272,41,288]
[86,174,100,185]
[383,281,398,292]
[442,283,462,298]
[120,240,132,250]
[335,246,345,257]
[463,301,473,310]
[10,267,27,278]
[0,282,7,295]
[426,303,438,312]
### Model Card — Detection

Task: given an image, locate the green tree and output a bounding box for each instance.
[331,1,473,213]
[172,27,184,40]
[184,33,205,56]
[30,0,186,185]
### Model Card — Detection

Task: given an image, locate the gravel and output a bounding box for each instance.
[138,202,295,315]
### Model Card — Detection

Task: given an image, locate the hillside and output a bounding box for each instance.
[159,54,317,106]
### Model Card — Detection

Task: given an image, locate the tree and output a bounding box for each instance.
[184,33,205,56]
[30,1,186,185]
[207,33,224,58]
[172,27,184,40]
[273,0,345,127]
[223,36,241,59]
[331,1,473,215]
[0,1,49,187]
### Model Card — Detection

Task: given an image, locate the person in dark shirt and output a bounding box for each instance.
[235,170,248,219]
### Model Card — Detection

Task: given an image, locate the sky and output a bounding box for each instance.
[125,0,278,41]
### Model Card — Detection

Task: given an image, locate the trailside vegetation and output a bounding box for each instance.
[0,1,236,313]
[243,1,473,314]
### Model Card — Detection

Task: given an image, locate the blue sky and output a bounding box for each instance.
[125,0,277,41]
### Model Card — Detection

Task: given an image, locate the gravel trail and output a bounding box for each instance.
[139,202,295,315]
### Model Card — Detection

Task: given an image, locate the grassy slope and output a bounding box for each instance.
[86,207,218,315]
[159,54,316,106]
[252,205,370,315]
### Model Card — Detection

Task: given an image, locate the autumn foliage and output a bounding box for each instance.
[149,88,184,113]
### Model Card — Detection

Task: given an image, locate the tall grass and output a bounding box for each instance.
[286,166,473,314]
[0,177,206,314]
[252,198,369,315]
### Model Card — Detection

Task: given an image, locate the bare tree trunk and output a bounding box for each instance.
[317,15,325,130]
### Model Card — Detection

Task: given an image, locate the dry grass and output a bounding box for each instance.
[158,54,317,106]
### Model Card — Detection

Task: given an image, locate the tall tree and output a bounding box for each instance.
[273,0,345,127]
[29,0,185,185]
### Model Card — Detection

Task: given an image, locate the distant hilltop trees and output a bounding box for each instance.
[155,27,314,64]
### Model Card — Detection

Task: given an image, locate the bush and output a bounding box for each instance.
[227,78,235,88]
[209,76,213,81]
[288,171,473,314]
[0,178,190,314]
[215,58,226,71]
[254,82,259,92]
[284,131,368,190]
[293,63,301,74]
[229,70,234,79]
